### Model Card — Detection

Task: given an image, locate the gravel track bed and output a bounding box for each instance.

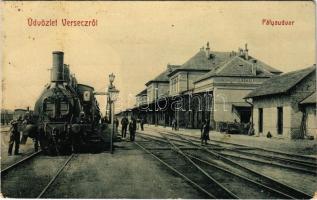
[1,156,70,198]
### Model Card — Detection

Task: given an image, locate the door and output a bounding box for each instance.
[258,108,263,133]
[277,107,283,135]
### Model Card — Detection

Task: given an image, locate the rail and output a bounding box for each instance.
[158,132,239,199]
[37,154,75,198]
[1,151,42,175]
[165,131,313,199]
[134,142,216,198]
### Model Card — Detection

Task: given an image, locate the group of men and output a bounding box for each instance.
[117,115,210,145]
[118,116,145,141]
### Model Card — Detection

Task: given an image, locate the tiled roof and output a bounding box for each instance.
[146,65,180,85]
[245,65,316,98]
[179,50,232,71]
[136,89,147,97]
[170,47,281,78]
[300,92,316,104]
[195,56,275,82]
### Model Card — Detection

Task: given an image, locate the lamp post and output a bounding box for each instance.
[106,73,119,154]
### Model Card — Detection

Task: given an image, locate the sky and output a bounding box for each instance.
[1,1,315,114]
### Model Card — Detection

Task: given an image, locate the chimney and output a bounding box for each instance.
[206,42,211,59]
[251,59,257,75]
[244,43,249,60]
[167,63,173,72]
[51,51,64,82]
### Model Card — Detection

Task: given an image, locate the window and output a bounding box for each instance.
[171,76,179,93]
[43,99,69,117]
[277,107,283,135]
[60,101,69,115]
[155,87,158,99]
[44,100,55,117]
[258,108,263,133]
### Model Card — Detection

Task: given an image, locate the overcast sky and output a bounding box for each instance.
[1,1,315,114]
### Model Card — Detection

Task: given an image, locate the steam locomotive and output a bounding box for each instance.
[28,51,110,155]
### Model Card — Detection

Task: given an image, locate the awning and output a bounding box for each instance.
[232,102,251,108]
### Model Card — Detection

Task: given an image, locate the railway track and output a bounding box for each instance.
[160,131,317,175]
[135,132,306,199]
[37,154,74,198]
[1,150,43,175]
[165,129,317,162]
[138,130,317,173]
[135,136,237,198]
[146,128,317,172]
[1,153,75,198]
[136,130,314,199]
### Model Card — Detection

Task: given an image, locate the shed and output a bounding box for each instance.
[245,65,316,139]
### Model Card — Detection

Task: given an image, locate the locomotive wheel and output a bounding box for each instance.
[39,136,51,155]
[39,139,57,155]
[39,136,72,155]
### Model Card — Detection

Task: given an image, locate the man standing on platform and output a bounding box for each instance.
[121,116,128,138]
[140,117,145,131]
[129,117,137,142]
[201,119,210,145]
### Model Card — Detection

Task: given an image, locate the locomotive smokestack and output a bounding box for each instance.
[51,51,64,82]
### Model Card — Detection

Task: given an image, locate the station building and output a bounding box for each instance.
[133,64,180,126]
[167,43,281,129]
[245,66,316,139]
[183,44,282,129]
[118,42,283,131]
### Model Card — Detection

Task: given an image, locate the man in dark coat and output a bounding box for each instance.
[8,120,21,156]
[201,119,210,145]
[172,118,176,130]
[140,118,145,131]
[129,118,137,141]
[121,116,128,138]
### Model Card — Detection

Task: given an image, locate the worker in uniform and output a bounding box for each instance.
[140,117,145,131]
[8,120,21,156]
[129,117,137,142]
[121,116,128,138]
[201,119,210,145]
[172,118,176,130]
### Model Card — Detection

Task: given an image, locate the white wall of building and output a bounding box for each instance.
[213,87,252,122]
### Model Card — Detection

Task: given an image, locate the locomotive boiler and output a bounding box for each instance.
[30,51,110,155]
